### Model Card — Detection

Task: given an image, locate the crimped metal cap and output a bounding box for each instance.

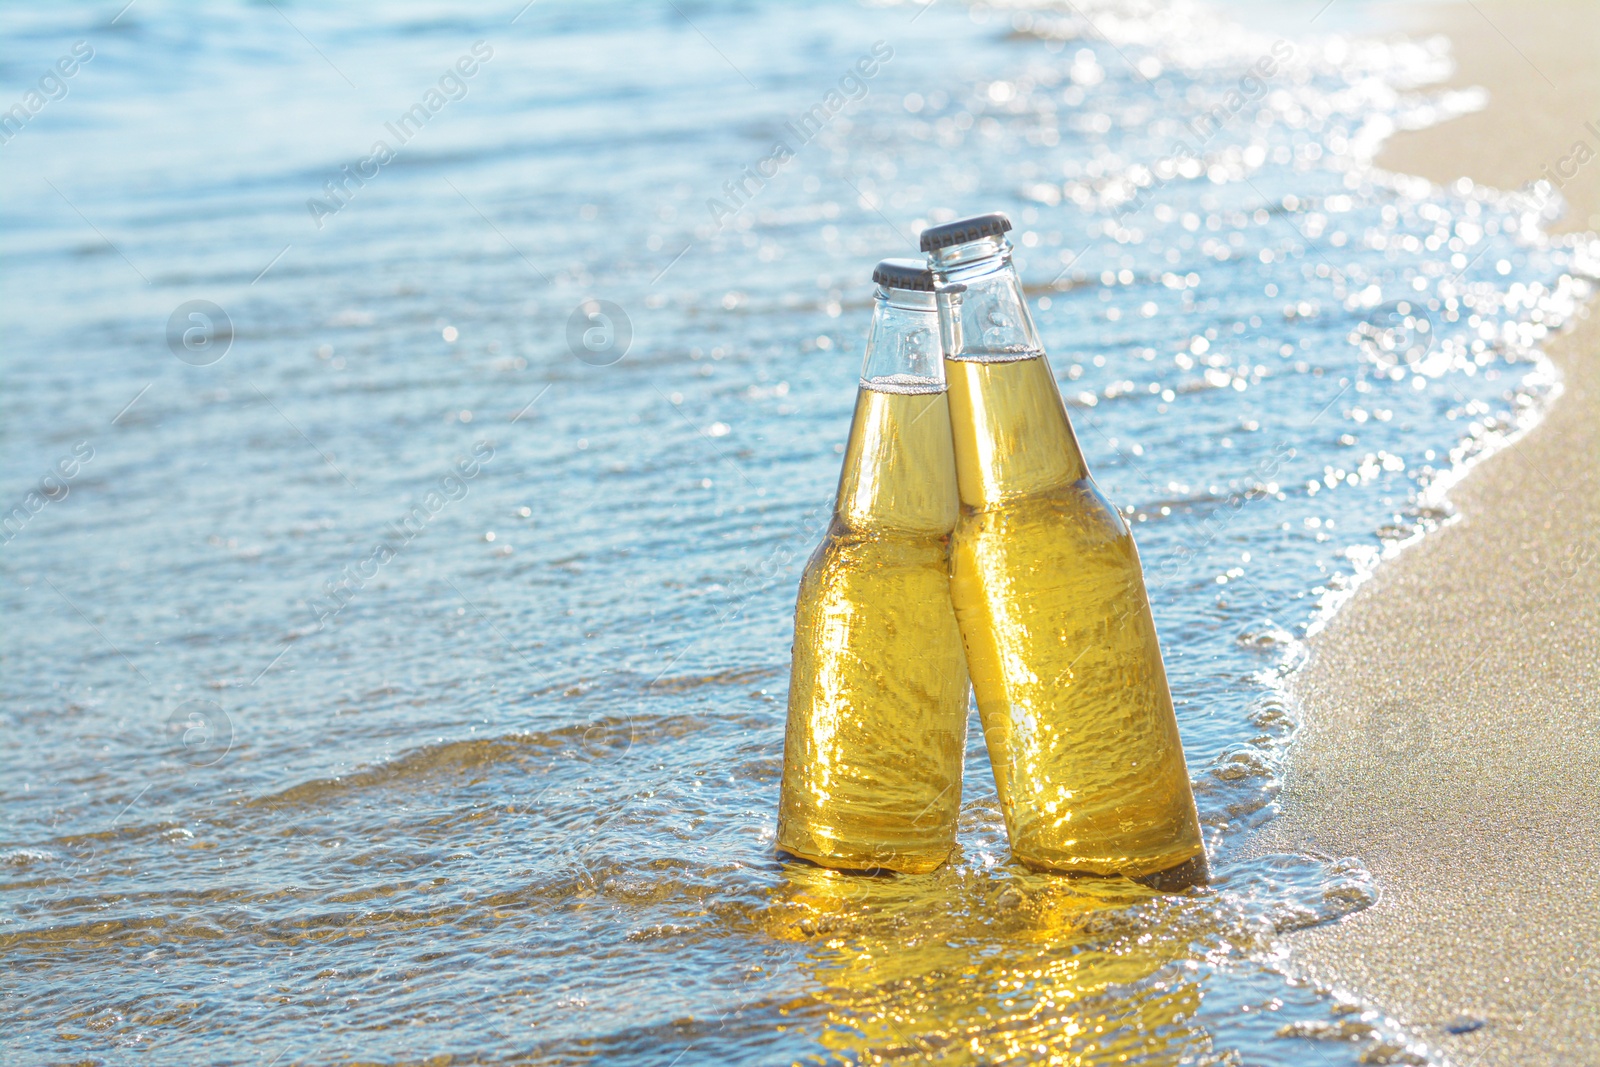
[871,258,936,292]
[918,212,1013,252]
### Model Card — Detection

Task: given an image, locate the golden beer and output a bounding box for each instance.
[925,215,1206,888]
[777,261,971,875]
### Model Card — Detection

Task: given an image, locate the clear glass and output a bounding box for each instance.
[931,237,1207,889]
[777,286,971,874]
[930,237,1044,363]
[859,285,944,390]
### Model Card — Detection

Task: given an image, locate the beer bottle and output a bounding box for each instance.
[922,214,1207,889]
[777,260,971,875]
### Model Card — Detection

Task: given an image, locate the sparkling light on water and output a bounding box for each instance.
[2,1,1594,1063]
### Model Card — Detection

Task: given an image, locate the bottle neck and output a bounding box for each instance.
[859,286,942,388]
[929,238,1044,363]
[943,354,1088,509]
[834,385,958,533]
[930,237,1088,508]
[835,287,958,533]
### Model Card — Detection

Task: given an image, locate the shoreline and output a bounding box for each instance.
[1255,2,1600,1063]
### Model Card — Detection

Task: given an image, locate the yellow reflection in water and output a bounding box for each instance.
[766,862,1213,1065]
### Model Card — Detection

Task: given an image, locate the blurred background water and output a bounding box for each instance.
[2,0,1593,1064]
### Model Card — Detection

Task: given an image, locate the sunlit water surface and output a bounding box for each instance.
[2,0,1594,1063]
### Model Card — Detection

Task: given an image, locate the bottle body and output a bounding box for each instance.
[947,356,1203,882]
[778,386,970,874]
[929,227,1205,886]
[778,267,971,876]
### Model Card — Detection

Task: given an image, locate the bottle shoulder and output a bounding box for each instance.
[957,476,1119,514]
[795,521,955,613]
[954,478,1130,541]
[811,515,954,552]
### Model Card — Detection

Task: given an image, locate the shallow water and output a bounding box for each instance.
[2,1,1594,1064]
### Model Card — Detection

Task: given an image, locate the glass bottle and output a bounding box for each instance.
[777,259,971,875]
[923,214,1206,889]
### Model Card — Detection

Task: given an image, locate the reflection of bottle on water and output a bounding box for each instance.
[777,260,971,875]
[924,214,1206,889]
[768,862,1203,1061]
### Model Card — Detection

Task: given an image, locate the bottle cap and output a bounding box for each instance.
[871,258,936,292]
[918,212,1013,252]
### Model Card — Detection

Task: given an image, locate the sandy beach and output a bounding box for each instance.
[1263,2,1600,1062]
[4,2,1592,1060]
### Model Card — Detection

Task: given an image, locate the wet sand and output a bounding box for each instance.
[1258,2,1600,1063]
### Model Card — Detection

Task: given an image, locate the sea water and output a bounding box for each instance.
[1,0,1594,1063]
